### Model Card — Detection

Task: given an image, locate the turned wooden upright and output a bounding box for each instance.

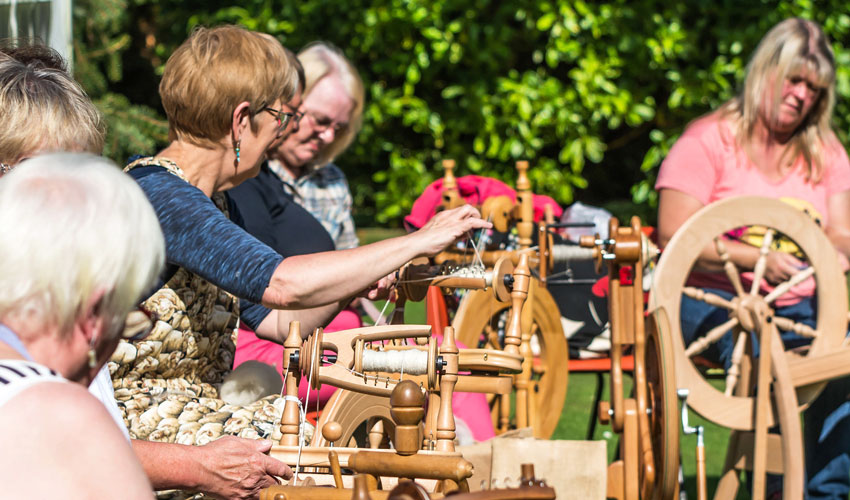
[280,321,303,446]
[514,161,534,250]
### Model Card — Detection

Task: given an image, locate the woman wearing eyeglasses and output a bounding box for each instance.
[112,23,488,465]
[0,154,163,499]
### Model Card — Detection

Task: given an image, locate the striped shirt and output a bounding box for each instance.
[0,359,67,408]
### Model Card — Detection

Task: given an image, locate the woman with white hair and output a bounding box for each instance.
[656,18,850,498]
[0,154,164,499]
[266,41,365,250]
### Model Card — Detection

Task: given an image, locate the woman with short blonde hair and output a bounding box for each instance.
[117,23,488,472]
[158,25,297,147]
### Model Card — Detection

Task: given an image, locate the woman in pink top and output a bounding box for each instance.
[656,18,850,499]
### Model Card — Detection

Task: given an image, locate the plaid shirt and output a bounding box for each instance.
[268,159,359,250]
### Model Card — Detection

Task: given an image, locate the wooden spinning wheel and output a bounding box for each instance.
[580,216,677,500]
[451,280,568,439]
[649,196,848,499]
[650,196,846,426]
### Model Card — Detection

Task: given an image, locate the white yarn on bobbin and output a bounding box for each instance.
[551,245,595,263]
[362,349,429,375]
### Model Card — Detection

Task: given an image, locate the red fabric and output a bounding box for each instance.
[425,286,449,335]
[404,175,563,230]
[233,309,495,441]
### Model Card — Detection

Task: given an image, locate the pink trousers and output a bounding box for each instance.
[233,308,495,441]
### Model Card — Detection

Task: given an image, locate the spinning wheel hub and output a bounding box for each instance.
[733,295,771,333]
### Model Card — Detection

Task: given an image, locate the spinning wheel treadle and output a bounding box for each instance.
[650,195,847,431]
[451,281,567,439]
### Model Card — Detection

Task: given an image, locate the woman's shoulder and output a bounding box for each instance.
[680,112,735,145]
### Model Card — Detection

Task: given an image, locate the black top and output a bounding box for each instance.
[227,162,336,257]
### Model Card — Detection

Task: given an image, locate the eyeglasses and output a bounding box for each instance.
[263,106,298,133]
[122,307,159,341]
[304,109,348,135]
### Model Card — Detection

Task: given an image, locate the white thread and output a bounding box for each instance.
[376,295,393,326]
[362,349,429,375]
[467,229,486,272]
[551,245,595,263]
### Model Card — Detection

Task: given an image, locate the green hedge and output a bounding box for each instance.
[74,0,850,225]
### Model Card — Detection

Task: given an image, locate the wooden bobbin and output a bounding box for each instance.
[389,380,426,456]
[280,321,303,446]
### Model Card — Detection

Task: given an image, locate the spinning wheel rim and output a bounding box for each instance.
[649,196,847,430]
[452,282,568,439]
[643,308,680,500]
[312,390,396,448]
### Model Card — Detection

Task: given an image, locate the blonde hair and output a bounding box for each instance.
[298,42,365,167]
[0,56,104,163]
[159,25,298,148]
[719,18,836,182]
[0,153,165,338]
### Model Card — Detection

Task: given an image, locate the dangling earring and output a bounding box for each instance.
[234,140,241,169]
[88,336,97,369]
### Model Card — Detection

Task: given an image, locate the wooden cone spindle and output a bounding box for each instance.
[351,474,374,500]
[390,380,426,456]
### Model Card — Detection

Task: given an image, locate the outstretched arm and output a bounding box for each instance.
[262,204,490,309]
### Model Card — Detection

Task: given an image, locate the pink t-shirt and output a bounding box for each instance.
[656,114,850,305]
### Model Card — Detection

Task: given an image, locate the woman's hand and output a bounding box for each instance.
[412,205,492,257]
[361,272,397,301]
[194,436,291,499]
[763,251,806,285]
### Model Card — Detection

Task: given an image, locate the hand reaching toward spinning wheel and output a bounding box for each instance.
[413,205,492,257]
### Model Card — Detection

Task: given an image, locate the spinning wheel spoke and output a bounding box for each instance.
[683,287,736,310]
[484,324,500,349]
[749,229,775,295]
[714,237,746,297]
[685,317,739,358]
[763,266,815,305]
[724,327,748,397]
[772,316,817,338]
[453,285,567,439]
